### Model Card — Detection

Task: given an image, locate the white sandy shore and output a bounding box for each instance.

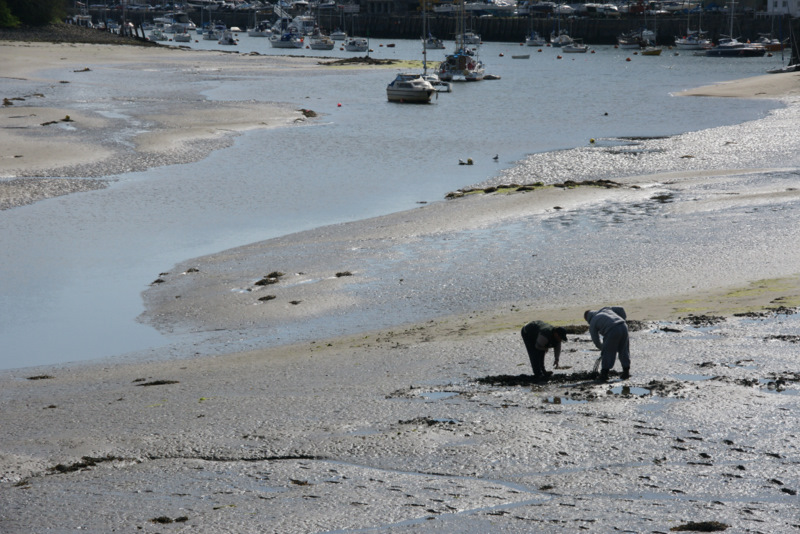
[2,43,800,533]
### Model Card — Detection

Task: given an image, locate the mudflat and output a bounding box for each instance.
[2,40,800,533]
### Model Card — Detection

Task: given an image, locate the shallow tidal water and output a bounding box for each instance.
[0,38,789,370]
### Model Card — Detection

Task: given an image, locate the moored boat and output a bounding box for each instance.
[437,48,485,81]
[344,37,369,52]
[705,37,766,57]
[525,30,546,47]
[309,33,335,50]
[424,35,446,50]
[248,21,272,38]
[218,29,237,45]
[173,30,192,42]
[562,40,588,53]
[550,29,573,47]
[674,31,713,50]
[640,46,663,55]
[386,73,436,103]
[148,27,169,41]
[456,31,481,45]
[270,31,304,48]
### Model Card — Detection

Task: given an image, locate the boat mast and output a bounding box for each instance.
[422,0,428,74]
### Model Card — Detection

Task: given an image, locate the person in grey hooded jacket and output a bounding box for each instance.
[584,306,630,381]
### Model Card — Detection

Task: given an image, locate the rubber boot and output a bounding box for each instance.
[599,369,609,381]
[621,367,630,380]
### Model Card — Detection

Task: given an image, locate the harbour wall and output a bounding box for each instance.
[88,9,796,47]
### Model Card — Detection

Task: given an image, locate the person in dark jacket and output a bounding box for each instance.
[520,320,567,382]
[584,306,630,381]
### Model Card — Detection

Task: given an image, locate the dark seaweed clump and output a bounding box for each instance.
[670,521,729,532]
[51,455,124,473]
[135,379,180,387]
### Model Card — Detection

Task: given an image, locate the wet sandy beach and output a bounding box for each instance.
[2,42,800,532]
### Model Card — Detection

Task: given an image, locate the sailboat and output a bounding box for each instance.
[674,8,711,49]
[640,10,662,55]
[421,0,452,92]
[387,0,437,102]
[437,0,485,82]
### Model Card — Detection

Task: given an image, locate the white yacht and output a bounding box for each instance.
[386,73,436,103]
[344,37,368,52]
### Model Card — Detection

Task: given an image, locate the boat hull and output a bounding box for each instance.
[386,89,434,103]
[705,46,766,57]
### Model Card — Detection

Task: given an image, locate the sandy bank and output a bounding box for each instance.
[678,70,800,98]
[0,42,314,206]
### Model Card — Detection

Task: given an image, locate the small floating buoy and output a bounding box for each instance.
[591,50,595,53]
[556,55,562,59]
[590,138,595,144]
[499,52,504,57]
[467,158,473,165]
[626,57,631,61]
[538,48,543,52]
[337,103,342,107]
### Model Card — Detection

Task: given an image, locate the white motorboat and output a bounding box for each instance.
[330,28,347,40]
[525,31,546,46]
[424,35,446,50]
[248,21,272,37]
[309,33,335,50]
[218,29,237,45]
[148,27,169,41]
[202,21,225,40]
[456,31,481,45]
[550,29,573,47]
[270,31,304,48]
[562,41,589,53]
[173,30,192,42]
[386,73,436,103]
[344,37,369,52]
[157,12,196,34]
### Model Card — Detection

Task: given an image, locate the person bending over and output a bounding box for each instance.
[584,306,630,381]
[520,320,567,382]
